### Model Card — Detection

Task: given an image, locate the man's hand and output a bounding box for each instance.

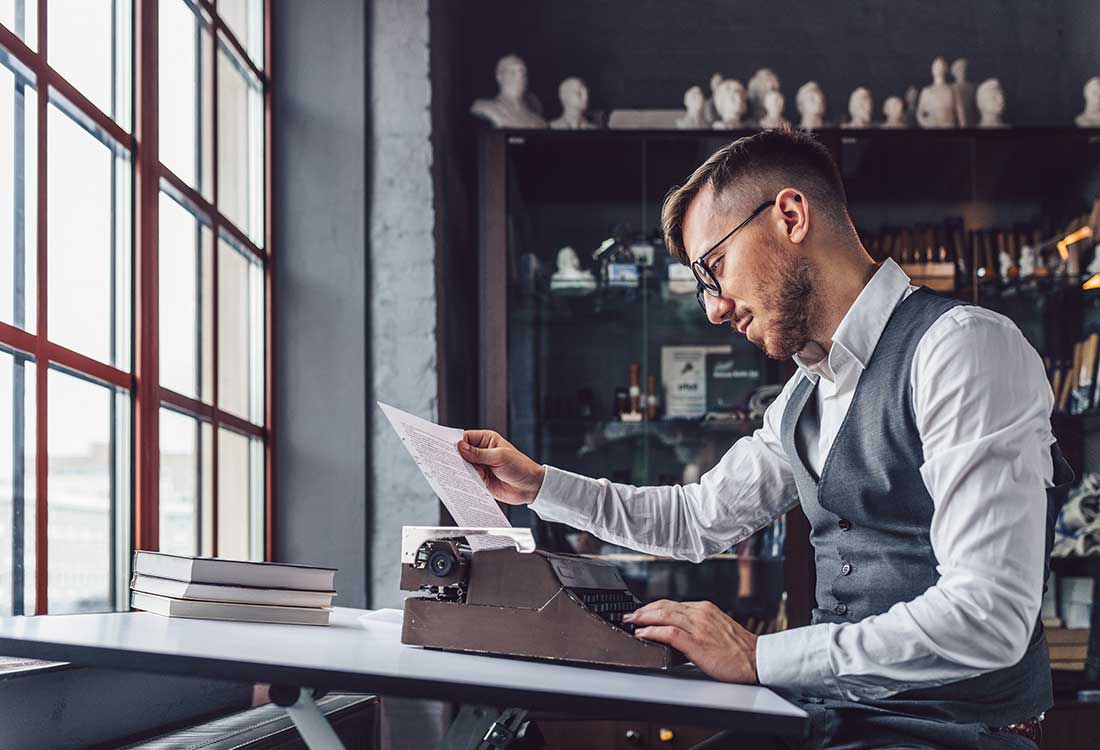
[625,600,759,684]
[458,430,546,505]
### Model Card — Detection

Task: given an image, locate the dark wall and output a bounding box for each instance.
[459,0,1098,127]
[273,0,369,606]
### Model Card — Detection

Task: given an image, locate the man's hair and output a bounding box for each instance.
[661,128,849,265]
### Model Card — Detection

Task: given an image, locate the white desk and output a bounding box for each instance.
[0,607,807,748]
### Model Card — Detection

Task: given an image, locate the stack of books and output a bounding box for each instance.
[130,551,337,626]
[1048,627,1091,672]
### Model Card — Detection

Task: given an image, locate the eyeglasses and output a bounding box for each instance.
[691,200,774,312]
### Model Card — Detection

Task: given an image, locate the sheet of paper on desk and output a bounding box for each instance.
[378,402,512,551]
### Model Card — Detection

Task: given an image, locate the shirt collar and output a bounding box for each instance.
[792,259,913,381]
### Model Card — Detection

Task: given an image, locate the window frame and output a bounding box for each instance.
[0,0,274,619]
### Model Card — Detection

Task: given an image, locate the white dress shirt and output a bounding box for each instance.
[530,259,1056,701]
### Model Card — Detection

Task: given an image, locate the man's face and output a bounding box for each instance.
[683,186,815,360]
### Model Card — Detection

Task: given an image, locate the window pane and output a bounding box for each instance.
[217,0,262,70]
[0,0,38,50]
[217,427,262,561]
[0,351,34,616]
[47,100,132,369]
[159,191,213,400]
[46,0,131,128]
[217,237,263,423]
[0,50,36,333]
[159,408,212,557]
[217,37,263,247]
[159,0,212,198]
[47,368,130,614]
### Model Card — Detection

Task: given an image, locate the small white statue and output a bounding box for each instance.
[1019,245,1039,277]
[704,72,724,123]
[550,246,596,293]
[795,81,826,130]
[916,57,958,128]
[844,87,873,128]
[758,90,789,129]
[998,250,1015,282]
[904,85,919,127]
[1075,77,1100,128]
[882,96,906,128]
[976,78,1007,128]
[712,79,747,129]
[677,86,708,129]
[550,77,595,130]
[951,58,979,127]
[747,68,781,123]
[470,55,547,128]
[1086,244,1100,275]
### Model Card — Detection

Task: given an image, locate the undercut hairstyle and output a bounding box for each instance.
[661,127,850,265]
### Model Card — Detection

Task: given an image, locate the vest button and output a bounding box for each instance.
[834,603,848,616]
[838,519,851,531]
[840,562,852,576]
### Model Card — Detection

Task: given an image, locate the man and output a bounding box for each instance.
[458,128,1072,749]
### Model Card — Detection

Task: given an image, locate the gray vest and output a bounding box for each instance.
[780,287,1074,728]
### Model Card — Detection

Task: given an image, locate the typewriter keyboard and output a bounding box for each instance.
[575,589,641,633]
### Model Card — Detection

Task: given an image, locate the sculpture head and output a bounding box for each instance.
[795,81,825,117]
[496,55,528,99]
[763,90,785,119]
[1085,77,1100,112]
[883,96,904,122]
[556,246,580,273]
[748,68,781,116]
[977,78,1004,116]
[684,85,705,113]
[714,80,746,121]
[710,73,724,94]
[559,77,589,113]
[950,58,968,83]
[848,87,872,124]
[931,57,947,81]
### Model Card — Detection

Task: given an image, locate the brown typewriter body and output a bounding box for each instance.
[400,541,681,670]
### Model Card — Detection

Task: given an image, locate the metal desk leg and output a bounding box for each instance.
[270,686,348,750]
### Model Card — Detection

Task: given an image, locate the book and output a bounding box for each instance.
[131,591,331,626]
[1046,628,1091,645]
[130,574,336,609]
[132,551,336,591]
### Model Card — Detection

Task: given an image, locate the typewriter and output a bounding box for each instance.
[399,527,683,670]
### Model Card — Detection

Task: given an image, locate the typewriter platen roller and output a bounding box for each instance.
[399,527,684,670]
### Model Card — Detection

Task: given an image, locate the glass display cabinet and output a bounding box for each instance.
[478,128,1100,698]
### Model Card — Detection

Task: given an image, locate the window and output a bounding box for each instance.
[0,0,272,623]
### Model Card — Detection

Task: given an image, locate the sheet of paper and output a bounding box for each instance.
[378,403,512,551]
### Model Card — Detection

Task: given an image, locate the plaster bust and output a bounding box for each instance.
[712,79,747,129]
[916,57,957,128]
[951,58,978,127]
[550,246,596,292]
[677,85,708,129]
[796,81,825,130]
[550,77,595,129]
[882,96,906,128]
[1076,77,1100,127]
[976,78,1007,128]
[844,87,873,128]
[758,90,789,129]
[705,72,724,123]
[470,55,547,128]
[747,68,781,123]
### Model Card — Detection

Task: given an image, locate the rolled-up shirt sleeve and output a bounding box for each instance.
[530,375,802,563]
[757,308,1055,700]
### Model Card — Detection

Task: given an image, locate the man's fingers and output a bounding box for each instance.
[457,441,502,465]
[634,625,691,652]
[462,429,500,448]
[625,601,698,635]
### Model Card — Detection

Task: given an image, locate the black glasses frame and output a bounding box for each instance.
[691,200,774,312]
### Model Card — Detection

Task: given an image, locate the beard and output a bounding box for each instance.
[755,249,817,360]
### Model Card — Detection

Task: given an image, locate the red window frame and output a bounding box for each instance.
[0,0,274,614]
